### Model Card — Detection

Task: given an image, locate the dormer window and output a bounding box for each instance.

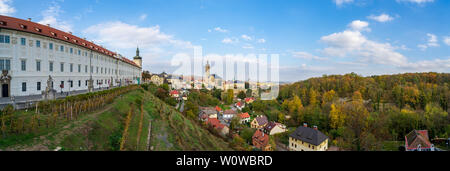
[73,39,77,43]
[51,32,57,37]
[0,21,7,26]
[64,36,69,40]
[20,24,27,29]
[82,43,86,46]
[35,28,42,32]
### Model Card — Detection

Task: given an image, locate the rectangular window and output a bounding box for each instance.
[78,80,81,87]
[60,63,64,72]
[96,67,99,73]
[36,40,41,48]
[0,35,10,44]
[60,45,64,52]
[85,65,88,73]
[78,50,81,55]
[78,64,81,73]
[70,81,73,88]
[37,82,41,91]
[85,80,88,86]
[22,82,26,92]
[70,48,73,54]
[36,60,41,71]
[49,61,53,72]
[21,38,26,46]
[5,59,10,71]
[70,63,73,72]
[49,43,53,50]
[0,59,3,71]
[60,81,64,88]
[21,60,26,71]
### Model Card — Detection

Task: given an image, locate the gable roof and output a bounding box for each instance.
[264,121,283,132]
[289,126,328,146]
[254,116,268,126]
[215,106,222,112]
[206,118,225,130]
[224,109,237,115]
[405,130,432,149]
[239,113,250,119]
[0,15,140,68]
[170,90,179,95]
[252,129,269,148]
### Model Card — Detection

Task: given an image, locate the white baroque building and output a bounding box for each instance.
[0,15,142,98]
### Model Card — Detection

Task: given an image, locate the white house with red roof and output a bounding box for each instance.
[170,90,179,98]
[235,101,245,110]
[238,112,251,124]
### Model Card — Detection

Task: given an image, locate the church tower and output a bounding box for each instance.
[133,47,143,68]
[203,61,211,83]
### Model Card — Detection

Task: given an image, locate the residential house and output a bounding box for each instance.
[239,113,251,124]
[245,97,256,104]
[222,109,237,120]
[251,115,268,129]
[405,130,435,151]
[170,90,180,98]
[289,123,329,151]
[206,118,229,136]
[264,122,287,135]
[235,101,245,110]
[252,129,272,151]
[199,107,218,120]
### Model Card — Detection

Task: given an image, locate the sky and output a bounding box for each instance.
[1,0,449,82]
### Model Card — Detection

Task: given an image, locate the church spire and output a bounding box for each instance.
[136,46,140,57]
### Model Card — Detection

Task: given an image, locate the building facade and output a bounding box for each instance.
[0,15,141,98]
[289,124,329,151]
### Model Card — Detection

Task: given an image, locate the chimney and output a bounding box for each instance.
[303,123,308,128]
[27,18,31,21]
[47,24,50,27]
[313,126,318,130]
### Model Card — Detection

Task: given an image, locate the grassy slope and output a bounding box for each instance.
[1,88,231,151]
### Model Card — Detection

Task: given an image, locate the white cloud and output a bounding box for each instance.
[444,37,450,46]
[241,34,252,41]
[242,44,254,49]
[396,0,434,4]
[222,37,239,44]
[38,2,73,33]
[348,20,370,32]
[84,21,196,73]
[139,14,147,21]
[320,25,408,66]
[333,0,354,6]
[84,21,193,50]
[418,33,439,50]
[214,27,228,33]
[292,51,328,61]
[257,39,266,43]
[0,0,15,16]
[368,13,394,23]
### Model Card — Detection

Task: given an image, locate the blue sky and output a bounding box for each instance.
[1,0,449,82]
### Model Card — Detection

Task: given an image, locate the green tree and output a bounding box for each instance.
[237,91,247,100]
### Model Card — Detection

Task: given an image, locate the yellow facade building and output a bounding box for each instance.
[289,124,329,151]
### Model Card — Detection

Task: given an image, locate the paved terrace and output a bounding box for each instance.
[0,87,118,110]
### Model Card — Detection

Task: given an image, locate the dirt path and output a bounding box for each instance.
[146,120,152,151]
[6,104,115,151]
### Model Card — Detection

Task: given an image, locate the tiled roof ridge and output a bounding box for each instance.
[0,15,141,68]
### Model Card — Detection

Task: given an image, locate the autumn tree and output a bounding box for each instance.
[329,104,345,129]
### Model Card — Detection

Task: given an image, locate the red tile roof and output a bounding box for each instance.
[252,129,269,149]
[0,15,140,68]
[205,118,225,130]
[215,106,222,112]
[170,90,179,95]
[239,113,250,119]
[245,97,255,103]
[405,130,433,150]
